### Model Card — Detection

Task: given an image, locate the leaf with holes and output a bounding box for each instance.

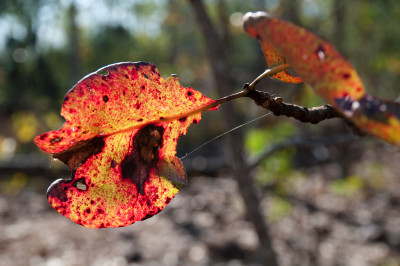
[244,11,400,147]
[34,62,217,228]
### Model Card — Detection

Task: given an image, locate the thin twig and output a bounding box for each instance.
[248,64,290,90]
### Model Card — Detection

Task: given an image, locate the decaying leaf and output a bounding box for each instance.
[243,11,400,147]
[34,62,217,228]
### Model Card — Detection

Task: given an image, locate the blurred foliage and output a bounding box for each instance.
[330,176,364,197]
[245,122,296,187]
[267,195,293,222]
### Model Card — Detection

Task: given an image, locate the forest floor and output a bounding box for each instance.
[1,142,400,266]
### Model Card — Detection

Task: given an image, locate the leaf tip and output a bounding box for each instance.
[243,11,271,37]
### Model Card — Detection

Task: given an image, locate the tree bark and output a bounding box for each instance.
[187,1,278,265]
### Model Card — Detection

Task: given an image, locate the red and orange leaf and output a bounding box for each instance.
[244,14,302,84]
[34,62,217,228]
[243,12,400,147]
[260,36,302,83]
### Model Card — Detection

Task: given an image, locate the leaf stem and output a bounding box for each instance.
[248,64,290,90]
[109,65,290,137]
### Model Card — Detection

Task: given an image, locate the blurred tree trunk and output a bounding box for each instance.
[333,0,351,178]
[68,3,82,85]
[187,1,278,265]
[333,0,346,52]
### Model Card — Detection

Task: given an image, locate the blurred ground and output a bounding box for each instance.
[0,142,400,266]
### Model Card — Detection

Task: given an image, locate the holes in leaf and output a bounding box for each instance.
[316,44,325,61]
[50,136,63,145]
[97,69,109,76]
[136,125,164,165]
[73,178,87,191]
[144,74,149,79]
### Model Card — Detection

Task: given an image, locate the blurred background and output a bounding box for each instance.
[1,0,400,265]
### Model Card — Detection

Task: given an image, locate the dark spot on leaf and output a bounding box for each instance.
[343,73,351,79]
[53,137,105,170]
[103,95,109,102]
[64,96,69,101]
[316,44,325,60]
[39,133,48,140]
[135,125,164,165]
[316,44,325,54]
[125,74,129,78]
[111,160,117,168]
[120,125,165,195]
[334,95,353,112]
[97,208,104,214]
[90,200,95,204]
[141,85,145,90]
[144,74,149,79]
[357,94,398,123]
[187,90,193,96]
[159,117,164,120]
[137,118,143,122]
[121,155,137,180]
[82,130,89,134]
[179,117,187,122]
[135,103,141,109]
[86,208,91,214]
[50,136,63,145]
[193,119,198,124]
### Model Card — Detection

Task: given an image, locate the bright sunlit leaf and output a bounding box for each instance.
[34,62,217,228]
[243,11,400,147]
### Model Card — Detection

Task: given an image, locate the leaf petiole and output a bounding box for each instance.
[248,64,290,90]
[110,64,290,137]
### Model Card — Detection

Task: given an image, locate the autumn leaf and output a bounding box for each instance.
[251,30,302,84]
[243,11,400,147]
[34,62,217,228]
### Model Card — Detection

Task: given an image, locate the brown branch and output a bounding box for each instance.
[246,88,341,123]
[188,1,278,265]
[244,87,367,136]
